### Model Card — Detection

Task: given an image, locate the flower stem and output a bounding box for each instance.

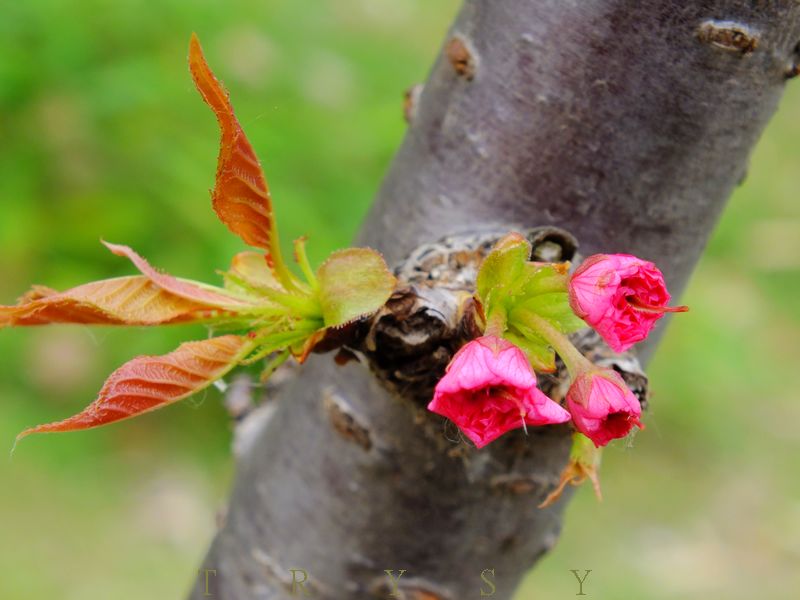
[259,349,290,382]
[258,287,320,318]
[241,323,320,365]
[484,305,508,337]
[511,308,591,376]
[293,237,318,290]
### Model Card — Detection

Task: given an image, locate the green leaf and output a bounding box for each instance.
[505,328,556,372]
[476,233,532,313]
[518,292,586,333]
[517,263,569,297]
[316,248,396,327]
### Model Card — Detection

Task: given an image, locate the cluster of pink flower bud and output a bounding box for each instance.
[428,251,687,449]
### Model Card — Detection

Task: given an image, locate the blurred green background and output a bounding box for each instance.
[1,1,798,598]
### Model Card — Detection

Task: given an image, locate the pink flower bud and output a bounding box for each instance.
[569,253,687,353]
[566,369,643,447]
[428,336,571,448]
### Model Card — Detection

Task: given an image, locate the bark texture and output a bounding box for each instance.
[189,1,800,598]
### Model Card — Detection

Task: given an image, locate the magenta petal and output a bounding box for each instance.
[524,392,572,426]
[566,369,642,447]
[428,336,570,448]
[569,253,675,353]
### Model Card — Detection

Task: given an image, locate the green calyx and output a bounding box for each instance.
[476,232,587,373]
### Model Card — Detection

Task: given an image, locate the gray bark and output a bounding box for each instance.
[189,1,800,598]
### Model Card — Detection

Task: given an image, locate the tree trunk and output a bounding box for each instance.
[189,1,800,598]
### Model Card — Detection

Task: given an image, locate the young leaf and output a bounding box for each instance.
[518,292,586,333]
[316,248,396,328]
[17,335,253,438]
[188,33,273,249]
[518,263,569,297]
[504,329,556,372]
[188,34,295,291]
[225,251,284,292]
[102,241,254,309]
[476,232,531,312]
[1,276,225,327]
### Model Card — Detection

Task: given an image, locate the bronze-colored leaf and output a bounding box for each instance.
[1,276,225,327]
[188,34,276,252]
[102,241,253,309]
[17,335,253,438]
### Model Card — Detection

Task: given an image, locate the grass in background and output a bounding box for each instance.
[0,1,797,598]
